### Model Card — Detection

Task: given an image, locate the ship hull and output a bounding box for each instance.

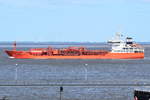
[5,50,144,59]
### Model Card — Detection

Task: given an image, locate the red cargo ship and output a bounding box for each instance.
[5,33,144,59]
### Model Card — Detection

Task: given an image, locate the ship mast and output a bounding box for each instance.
[108,32,123,43]
[114,32,123,40]
[13,41,16,51]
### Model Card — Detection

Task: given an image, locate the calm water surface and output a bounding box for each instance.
[0,43,149,100]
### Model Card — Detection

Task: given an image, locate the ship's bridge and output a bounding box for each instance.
[108,33,144,53]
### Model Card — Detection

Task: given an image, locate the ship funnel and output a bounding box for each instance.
[126,37,133,44]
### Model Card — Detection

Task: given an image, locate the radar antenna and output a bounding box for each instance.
[114,32,123,40]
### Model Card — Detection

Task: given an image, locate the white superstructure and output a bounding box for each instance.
[108,33,144,53]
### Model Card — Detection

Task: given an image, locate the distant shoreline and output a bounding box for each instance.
[0,42,149,45]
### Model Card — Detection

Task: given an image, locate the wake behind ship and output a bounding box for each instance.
[5,33,144,59]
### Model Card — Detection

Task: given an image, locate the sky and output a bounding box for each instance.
[0,0,150,42]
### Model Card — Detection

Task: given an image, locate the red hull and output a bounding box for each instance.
[5,50,144,59]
